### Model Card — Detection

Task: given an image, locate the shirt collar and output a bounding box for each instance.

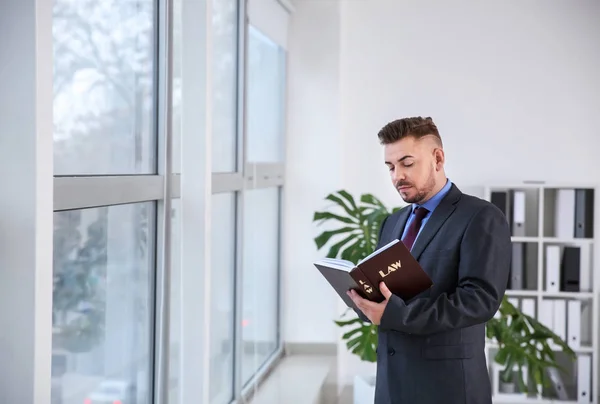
[412,179,452,214]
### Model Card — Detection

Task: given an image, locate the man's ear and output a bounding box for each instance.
[434,148,445,170]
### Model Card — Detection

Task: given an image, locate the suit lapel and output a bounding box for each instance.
[410,184,461,261]
[391,205,411,244]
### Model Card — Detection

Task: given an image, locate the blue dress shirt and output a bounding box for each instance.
[400,179,453,245]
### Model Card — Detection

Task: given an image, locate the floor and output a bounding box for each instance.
[247,355,337,404]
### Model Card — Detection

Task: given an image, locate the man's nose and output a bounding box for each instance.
[393,169,405,183]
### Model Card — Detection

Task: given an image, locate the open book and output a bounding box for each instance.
[314,239,433,308]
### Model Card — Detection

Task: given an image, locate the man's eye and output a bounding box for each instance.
[403,162,414,167]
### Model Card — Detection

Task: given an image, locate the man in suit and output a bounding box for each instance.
[347,117,512,404]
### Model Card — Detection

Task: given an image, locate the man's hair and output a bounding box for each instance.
[377,116,442,146]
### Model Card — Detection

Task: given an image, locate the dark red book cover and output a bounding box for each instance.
[315,239,433,307]
[354,239,433,302]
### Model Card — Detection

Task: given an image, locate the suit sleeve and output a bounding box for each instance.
[353,214,390,323]
[379,204,511,335]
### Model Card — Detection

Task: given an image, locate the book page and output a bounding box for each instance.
[361,238,400,263]
[314,257,355,271]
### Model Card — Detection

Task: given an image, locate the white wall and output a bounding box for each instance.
[283,0,342,343]
[285,0,600,387]
[339,0,600,201]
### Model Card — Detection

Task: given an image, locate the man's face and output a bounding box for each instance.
[384,136,443,204]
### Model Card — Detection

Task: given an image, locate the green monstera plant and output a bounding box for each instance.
[313,190,576,394]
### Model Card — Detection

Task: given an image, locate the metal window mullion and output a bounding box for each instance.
[171,173,181,198]
[53,175,165,211]
[250,175,284,188]
[233,188,245,402]
[212,172,244,194]
[233,0,249,400]
[244,162,284,175]
[242,162,284,189]
[276,186,283,353]
[154,0,175,402]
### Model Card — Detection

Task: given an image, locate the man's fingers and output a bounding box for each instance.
[357,298,378,312]
[347,290,362,306]
[380,281,392,300]
[347,289,371,311]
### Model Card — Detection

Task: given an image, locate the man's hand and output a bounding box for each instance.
[347,282,392,325]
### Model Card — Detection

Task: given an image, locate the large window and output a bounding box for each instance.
[52,204,155,404]
[53,0,156,175]
[51,1,159,403]
[207,14,286,401]
[246,26,286,163]
[241,187,281,385]
[212,0,240,173]
[210,193,237,403]
[50,0,288,403]
[238,26,286,391]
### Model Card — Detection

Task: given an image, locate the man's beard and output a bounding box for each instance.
[397,171,437,204]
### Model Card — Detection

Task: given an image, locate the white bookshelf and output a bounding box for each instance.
[481,182,598,404]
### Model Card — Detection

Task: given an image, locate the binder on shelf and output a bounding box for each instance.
[521,298,535,318]
[567,300,581,349]
[491,190,511,223]
[579,244,592,292]
[561,246,581,292]
[511,190,526,237]
[555,189,576,239]
[574,189,594,238]
[539,299,553,329]
[577,354,591,403]
[546,367,569,400]
[509,242,525,290]
[546,245,561,293]
[539,300,557,349]
[552,299,566,341]
[581,303,591,347]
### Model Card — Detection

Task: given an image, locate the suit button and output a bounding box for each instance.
[388,348,395,356]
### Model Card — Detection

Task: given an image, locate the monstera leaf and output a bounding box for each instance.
[313,190,400,263]
[313,190,400,361]
[487,297,576,393]
[335,313,378,362]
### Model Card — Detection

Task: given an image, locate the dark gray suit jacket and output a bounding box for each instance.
[356,184,511,404]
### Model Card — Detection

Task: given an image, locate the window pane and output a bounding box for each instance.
[212,0,239,173]
[169,199,181,403]
[172,0,183,174]
[210,193,236,404]
[241,187,280,385]
[53,1,156,175]
[246,26,285,163]
[51,203,155,404]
